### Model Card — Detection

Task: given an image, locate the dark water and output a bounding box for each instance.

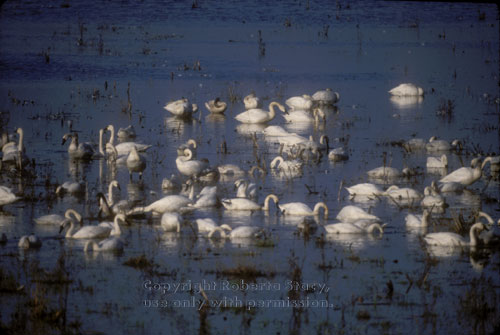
[1,1,499,334]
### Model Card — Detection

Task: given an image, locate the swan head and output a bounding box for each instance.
[367,223,384,235]
[208,227,228,239]
[61,133,72,145]
[428,136,437,143]
[417,87,424,96]
[65,209,83,225]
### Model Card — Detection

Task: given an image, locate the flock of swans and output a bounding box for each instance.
[1,83,499,259]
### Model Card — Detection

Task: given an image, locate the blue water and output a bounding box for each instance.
[1,1,499,334]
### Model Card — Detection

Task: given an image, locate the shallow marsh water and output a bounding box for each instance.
[0,1,499,334]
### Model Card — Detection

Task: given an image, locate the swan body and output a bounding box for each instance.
[426,137,461,152]
[56,181,84,196]
[60,218,111,239]
[345,183,383,197]
[192,186,218,208]
[129,195,193,215]
[2,128,24,163]
[420,186,446,208]
[117,125,136,139]
[205,98,227,114]
[367,166,405,179]
[279,201,328,219]
[104,125,151,156]
[439,158,482,186]
[235,179,257,200]
[328,147,348,162]
[424,222,486,247]
[270,156,303,173]
[427,154,448,169]
[324,222,384,234]
[163,98,198,118]
[18,234,42,249]
[126,146,147,178]
[477,211,500,245]
[62,133,94,160]
[384,185,423,200]
[336,205,380,223]
[208,226,262,239]
[388,83,423,96]
[262,125,291,137]
[285,95,313,110]
[194,218,232,234]
[405,210,430,228]
[235,102,285,124]
[161,212,183,232]
[217,164,245,176]
[176,148,207,177]
[84,237,124,252]
[222,194,278,211]
[98,213,125,236]
[0,185,21,208]
[35,209,82,225]
[243,93,261,110]
[312,88,340,104]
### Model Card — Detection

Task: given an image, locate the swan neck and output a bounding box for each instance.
[107,125,115,145]
[66,220,76,237]
[314,202,329,219]
[263,194,278,211]
[270,156,283,169]
[99,129,105,156]
[17,128,24,152]
[113,215,123,235]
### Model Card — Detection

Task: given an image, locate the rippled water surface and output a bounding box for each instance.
[1,1,499,334]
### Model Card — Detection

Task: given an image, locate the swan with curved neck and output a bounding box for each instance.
[208,225,261,239]
[279,201,328,219]
[476,211,500,245]
[127,194,193,216]
[336,205,380,223]
[222,194,278,211]
[2,128,24,162]
[176,148,206,177]
[424,222,487,247]
[177,139,197,157]
[235,102,285,124]
[35,208,83,225]
[98,213,125,236]
[126,146,147,179]
[405,210,431,228]
[235,179,257,200]
[205,98,227,114]
[104,125,151,156]
[59,216,112,239]
[345,183,384,197]
[439,158,483,186]
[62,133,95,160]
[0,186,21,208]
[243,93,261,110]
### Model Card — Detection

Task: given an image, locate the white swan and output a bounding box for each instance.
[55,181,84,196]
[217,164,246,177]
[424,222,487,247]
[222,194,278,211]
[84,237,124,252]
[426,137,461,152]
[205,98,227,114]
[345,183,383,197]
[176,148,207,177]
[270,156,303,173]
[328,147,348,162]
[405,210,431,228]
[163,98,198,118]
[367,166,406,179]
[117,125,136,139]
[336,205,380,223]
[191,186,218,208]
[194,218,232,234]
[477,211,500,245]
[427,154,448,169]
[59,217,112,239]
[262,125,291,137]
[439,158,483,186]
[403,138,426,152]
[234,179,257,200]
[162,174,182,192]
[243,93,261,110]
[384,185,423,200]
[285,95,313,110]
[104,125,151,156]
[2,128,25,163]
[235,101,285,124]
[35,208,82,225]
[0,185,21,208]
[482,155,500,172]
[18,234,42,249]
[312,88,340,104]
[388,83,423,96]
[161,212,183,232]
[279,201,328,219]
[420,186,446,208]
[208,225,262,239]
[176,139,198,157]
[126,146,147,179]
[127,194,193,215]
[62,133,94,160]
[324,222,384,234]
[98,213,126,236]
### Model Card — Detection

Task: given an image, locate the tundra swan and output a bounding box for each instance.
[324,222,384,234]
[205,98,227,114]
[235,101,285,124]
[345,183,383,197]
[243,93,261,110]
[279,201,328,219]
[62,133,94,160]
[312,88,340,104]
[424,222,487,247]
[84,237,124,252]
[104,125,151,155]
[336,205,380,223]
[426,154,448,169]
[388,83,424,96]
[222,194,278,211]
[0,185,21,208]
[405,210,431,228]
[439,158,483,186]
[35,209,82,225]
[97,213,126,236]
[163,98,198,118]
[18,234,42,249]
[59,217,112,239]
[285,95,313,110]
[176,148,207,177]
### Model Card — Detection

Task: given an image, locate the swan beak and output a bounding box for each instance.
[58,225,64,234]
